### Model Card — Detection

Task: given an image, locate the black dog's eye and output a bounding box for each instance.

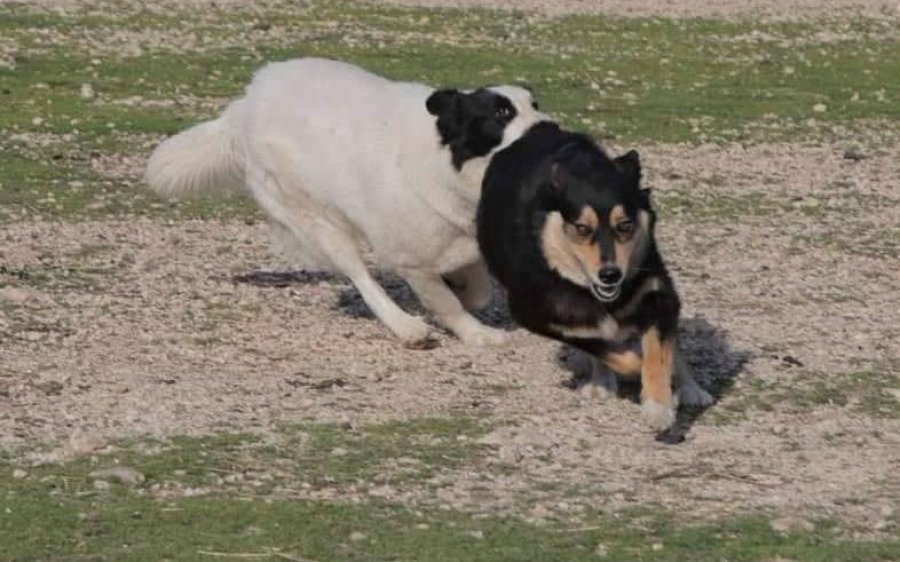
[574,224,593,238]
[495,105,513,119]
[615,220,634,235]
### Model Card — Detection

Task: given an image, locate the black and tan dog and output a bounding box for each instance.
[477,122,712,431]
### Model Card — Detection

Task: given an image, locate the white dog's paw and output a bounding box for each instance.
[677,380,714,408]
[641,400,676,431]
[392,316,433,346]
[457,325,509,346]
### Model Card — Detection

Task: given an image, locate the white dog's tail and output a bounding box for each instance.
[144,99,247,199]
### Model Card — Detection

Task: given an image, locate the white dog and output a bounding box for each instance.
[145,58,546,345]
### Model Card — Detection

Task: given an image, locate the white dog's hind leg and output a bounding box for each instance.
[268,221,331,269]
[249,168,430,344]
[311,228,432,344]
[444,261,493,311]
[403,270,507,346]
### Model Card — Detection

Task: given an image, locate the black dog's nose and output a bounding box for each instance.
[598,265,622,285]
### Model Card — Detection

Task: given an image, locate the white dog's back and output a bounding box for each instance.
[241,59,456,266]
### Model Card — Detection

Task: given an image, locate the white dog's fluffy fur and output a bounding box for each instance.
[145,58,546,344]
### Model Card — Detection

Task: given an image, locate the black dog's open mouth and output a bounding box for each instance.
[590,283,621,302]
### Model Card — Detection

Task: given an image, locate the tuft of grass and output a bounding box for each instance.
[711,369,900,424]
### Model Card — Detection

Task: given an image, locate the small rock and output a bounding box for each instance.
[311,378,345,390]
[0,287,35,303]
[527,504,550,519]
[651,542,664,551]
[781,355,804,367]
[813,103,827,113]
[68,432,107,455]
[90,466,145,486]
[468,530,484,539]
[594,543,609,557]
[349,531,367,542]
[93,479,111,491]
[771,424,788,436]
[32,117,44,126]
[12,469,27,479]
[843,146,866,161]
[414,523,429,530]
[223,473,243,484]
[770,516,815,533]
[331,447,348,457]
[80,83,95,99]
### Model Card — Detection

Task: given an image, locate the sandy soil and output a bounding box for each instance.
[2,141,898,530]
[370,0,900,19]
[11,0,900,20]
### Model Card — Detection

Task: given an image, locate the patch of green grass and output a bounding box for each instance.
[0,263,111,291]
[279,416,492,484]
[1,1,899,222]
[655,189,805,221]
[2,424,899,561]
[851,371,900,419]
[712,369,900,424]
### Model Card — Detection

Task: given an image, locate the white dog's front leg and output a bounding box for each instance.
[404,270,507,346]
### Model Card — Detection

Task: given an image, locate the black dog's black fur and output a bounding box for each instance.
[477,121,680,360]
[426,88,518,170]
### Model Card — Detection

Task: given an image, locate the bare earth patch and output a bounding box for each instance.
[2,142,898,532]
[12,0,900,21]
[365,0,900,19]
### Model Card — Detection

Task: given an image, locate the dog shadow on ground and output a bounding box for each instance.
[558,316,751,440]
[233,270,748,438]
[231,268,519,330]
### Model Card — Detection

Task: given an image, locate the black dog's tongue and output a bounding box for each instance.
[655,427,686,445]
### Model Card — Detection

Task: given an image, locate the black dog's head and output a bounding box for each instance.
[537,138,653,303]
[426,86,545,170]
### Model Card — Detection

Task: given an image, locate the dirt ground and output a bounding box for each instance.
[14,0,900,19]
[366,0,900,19]
[3,138,898,530]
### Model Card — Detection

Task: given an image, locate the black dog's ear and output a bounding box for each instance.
[550,162,564,189]
[426,89,459,116]
[614,149,641,182]
[549,142,579,190]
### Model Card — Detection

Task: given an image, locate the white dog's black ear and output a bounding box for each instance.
[614,149,641,182]
[426,89,460,116]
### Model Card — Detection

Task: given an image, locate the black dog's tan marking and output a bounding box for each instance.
[477,122,713,433]
[640,327,674,407]
[601,350,642,376]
